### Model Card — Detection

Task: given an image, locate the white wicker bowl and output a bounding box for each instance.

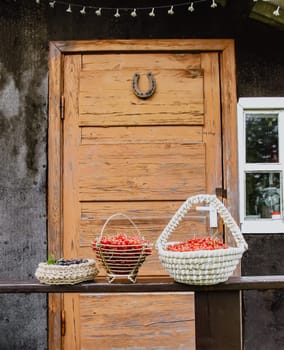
[35,259,99,285]
[156,194,248,285]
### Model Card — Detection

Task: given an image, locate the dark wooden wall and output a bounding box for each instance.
[0,1,283,349]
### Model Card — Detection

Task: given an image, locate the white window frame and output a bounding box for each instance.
[238,97,284,234]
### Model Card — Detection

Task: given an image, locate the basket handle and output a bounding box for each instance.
[156,194,248,251]
[99,213,141,239]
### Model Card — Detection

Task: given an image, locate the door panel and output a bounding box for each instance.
[79,53,204,126]
[82,52,201,70]
[62,46,222,350]
[80,293,195,350]
[81,125,202,145]
[79,143,205,201]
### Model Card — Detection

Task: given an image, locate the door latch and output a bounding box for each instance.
[216,187,227,198]
[196,203,218,228]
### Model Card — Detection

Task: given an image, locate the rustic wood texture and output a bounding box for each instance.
[2,276,284,293]
[82,53,201,70]
[48,41,64,350]
[62,54,82,350]
[79,143,206,201]
[64,49,213,349]
[80,293,195,350]
[219,41,240,274]
[3,276,284,350]
[219,41,238,221]
[79,53,204,126]
[200,52,224,239]
[53,39,234,53]
[63,47,221,349]
[79,125,206,202]
[48,39,238,350]
[200,52,222,195]
[81,126,202,145]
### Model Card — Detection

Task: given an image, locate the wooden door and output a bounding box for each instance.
[48,40,238,350]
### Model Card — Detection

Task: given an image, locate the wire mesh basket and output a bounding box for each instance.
[92,213,152,283]
[35,258,99,285]
[156,194,248,285]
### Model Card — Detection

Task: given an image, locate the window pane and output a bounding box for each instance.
[246,113,279,163]
[246,172,281,218]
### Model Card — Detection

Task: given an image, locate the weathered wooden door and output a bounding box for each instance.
[48,40,238,350]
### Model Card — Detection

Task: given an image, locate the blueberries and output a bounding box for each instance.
[55,258,88,266]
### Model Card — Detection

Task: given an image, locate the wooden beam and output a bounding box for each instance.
[195,291,242,350]
[250,2,284,30]
[48,41,64,350]
[51,39,234,54]
[3,275,284,350]
[1,276,284,293]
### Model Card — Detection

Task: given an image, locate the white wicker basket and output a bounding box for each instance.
[35,259,99,285]
[156,194,248,285]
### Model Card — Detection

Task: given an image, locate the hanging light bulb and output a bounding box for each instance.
[273,6,280,16]
[168,6,174,15]
[36,0,40,4]
[149,8,155,17]
[49,1,55,8]
[188,2,194,12]
[211,0,217,8]
[114,9,120,18]
[95,8,102,16]
[80,6,86,15]
[131,9,137,17]
[66,4,72,13]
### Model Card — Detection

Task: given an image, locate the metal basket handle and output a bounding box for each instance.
[156,194,248,251]
[99,213,142,239]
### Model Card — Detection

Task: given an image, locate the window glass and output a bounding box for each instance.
[238,98,284,233]
[246,113,279,163]
[246,172,281,218]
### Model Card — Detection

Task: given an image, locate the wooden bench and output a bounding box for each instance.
[1,276,284,350]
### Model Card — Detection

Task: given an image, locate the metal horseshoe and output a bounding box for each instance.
[132,72,156,99]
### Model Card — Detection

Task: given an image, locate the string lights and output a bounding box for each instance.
[80,6,86,15]
[188,3,195,12]
[114,9,120,18]
[211,0,217,8]
[168,6,175,15]
[149,8,155,17]
[131,9,137,18]
[95,8,101,16]
[66,3,72,13]
[35,0,283,18]
[273,5,280,16]
[39,0,218,17]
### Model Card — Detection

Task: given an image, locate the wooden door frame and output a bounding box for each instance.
[48,39,238,349]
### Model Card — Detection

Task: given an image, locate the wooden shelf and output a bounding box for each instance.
[1,275,284,293]
[2,275,284,349]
